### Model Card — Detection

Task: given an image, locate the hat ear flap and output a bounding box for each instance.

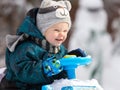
[64,0,72,11]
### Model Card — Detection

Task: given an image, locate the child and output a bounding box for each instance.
[0,0,86,89]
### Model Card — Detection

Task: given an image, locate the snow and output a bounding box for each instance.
[0,0,120,89]
[48,79,103,90]
[68,0,110,82]
[80,0,103,8]
[68,0,120,90]
[0,67,6,82]
[102,14,120,90]
[102,55,120,90]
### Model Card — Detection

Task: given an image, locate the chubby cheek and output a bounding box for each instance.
[47,36,54,43]
[62,34,67,41]
[45,34,57,45]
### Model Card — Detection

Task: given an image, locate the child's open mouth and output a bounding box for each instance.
[56,39,63,42]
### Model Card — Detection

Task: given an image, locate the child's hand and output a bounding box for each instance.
[42,57,63,77]
[68,48,87,57]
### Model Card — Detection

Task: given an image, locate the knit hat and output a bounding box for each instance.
[36,0,72,35]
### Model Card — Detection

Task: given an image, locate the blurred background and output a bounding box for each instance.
[0,0,120,90]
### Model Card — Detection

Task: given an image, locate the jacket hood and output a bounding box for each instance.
[6,8,45,52]
[17,8,44,39]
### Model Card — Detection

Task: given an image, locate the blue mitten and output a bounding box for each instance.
[42,57,63,77]
[68,48,87,57]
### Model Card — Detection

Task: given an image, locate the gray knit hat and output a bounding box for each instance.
[36,0,72,35]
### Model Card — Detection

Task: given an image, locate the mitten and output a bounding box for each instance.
[42,57,63,77]
[68,48,87,57]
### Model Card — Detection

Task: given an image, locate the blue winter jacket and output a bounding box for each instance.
[4,8,68,90]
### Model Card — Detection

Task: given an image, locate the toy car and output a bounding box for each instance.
[42,55,101,90]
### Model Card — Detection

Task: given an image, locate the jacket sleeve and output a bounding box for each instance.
[9,42,54,84]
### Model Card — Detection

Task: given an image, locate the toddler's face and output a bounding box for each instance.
[44,22,69,46]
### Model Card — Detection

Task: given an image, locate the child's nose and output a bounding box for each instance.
[59,32,64,36]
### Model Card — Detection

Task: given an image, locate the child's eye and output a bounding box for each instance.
[64,30,68,33]
[54,29,59,32]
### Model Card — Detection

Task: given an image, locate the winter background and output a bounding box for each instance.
[0,0,120,90]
